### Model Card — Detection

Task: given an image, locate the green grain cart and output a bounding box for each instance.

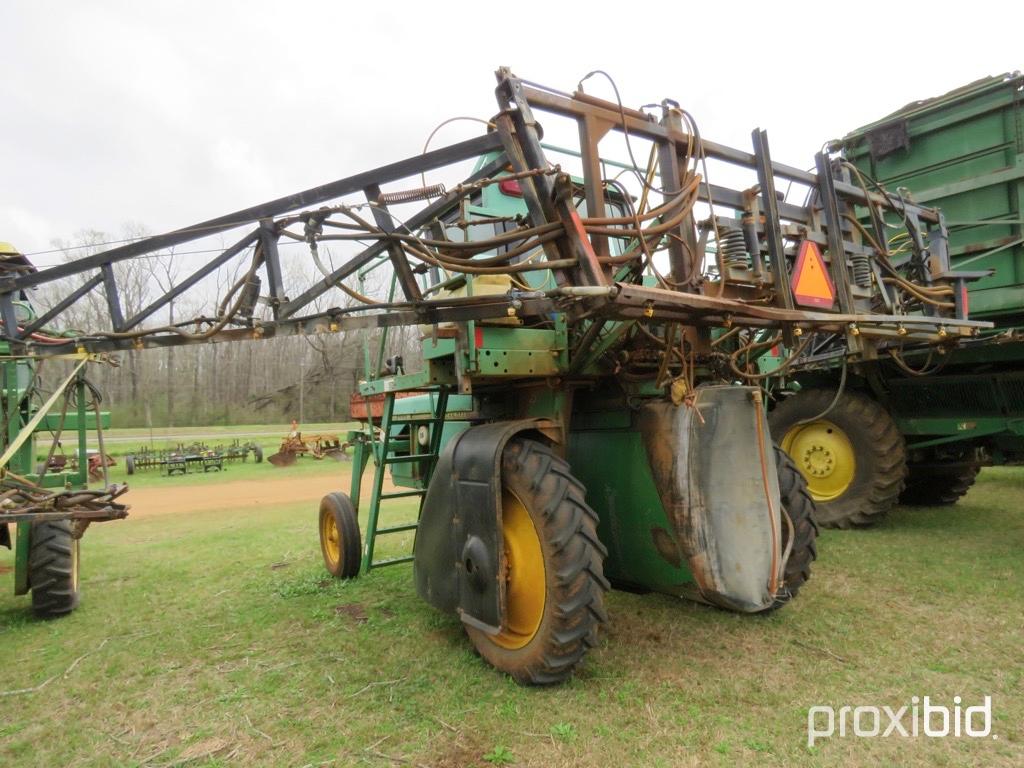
[770,72,1024,527]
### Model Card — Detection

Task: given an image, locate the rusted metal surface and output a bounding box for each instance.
[638,387,781,613]
[268,432,347,466]
[349,392,416,420]
[0,479,129,527]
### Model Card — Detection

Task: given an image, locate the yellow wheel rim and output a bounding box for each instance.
[491,489,546,650]
[782,420,856,501]
[320,510,342,571]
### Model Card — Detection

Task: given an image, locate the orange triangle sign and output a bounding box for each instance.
[792,240,836,309]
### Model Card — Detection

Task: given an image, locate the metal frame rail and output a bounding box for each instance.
[0,71,989,361]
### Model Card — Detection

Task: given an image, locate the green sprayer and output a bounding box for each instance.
[0,71,986,681]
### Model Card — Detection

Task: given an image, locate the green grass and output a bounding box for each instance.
[103,449,352,490]
[1,467,1022,766]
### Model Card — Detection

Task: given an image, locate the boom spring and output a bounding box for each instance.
[718,225,750,270]
[851,253,871,288]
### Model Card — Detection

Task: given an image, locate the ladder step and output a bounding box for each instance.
[385,453,437,464]
[376,522,419,534]
[371,555,415,568]
[380,489,426,500]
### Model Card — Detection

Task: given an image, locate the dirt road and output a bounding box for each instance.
[123,470,399,519]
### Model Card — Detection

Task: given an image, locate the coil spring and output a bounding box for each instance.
[378,183,447,205]
[719,226,750,269]
[851,253,871,287]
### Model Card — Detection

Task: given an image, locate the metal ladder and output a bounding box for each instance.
[359,388,449,573]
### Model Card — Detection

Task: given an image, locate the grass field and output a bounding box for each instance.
[1,460,1021,767]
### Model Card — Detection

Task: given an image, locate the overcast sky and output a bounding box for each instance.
[2,1,1021,262]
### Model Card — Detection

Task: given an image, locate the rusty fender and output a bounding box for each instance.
[638,385,783,612]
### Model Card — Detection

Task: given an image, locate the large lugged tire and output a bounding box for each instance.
[29,519,80,618]
[319,492,361,579]
[770,389,906,528]
[465,438,609,685]
[125,455,135,475]
[900,463,980,506]
[769,445,819,609]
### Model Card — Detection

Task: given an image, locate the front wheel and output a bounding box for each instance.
[29,519,80,618]
[771,389,906,528]
[465,438,609,685]
[319,493,361,579]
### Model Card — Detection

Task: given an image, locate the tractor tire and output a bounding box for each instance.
[254,446,264,463]
[464,438,609,686]
[767,445,819,609]
[770,389,906,528]
[319,492,361,579]
[125,455,135,476]
[29,519,80,618]
[900,464,980,507]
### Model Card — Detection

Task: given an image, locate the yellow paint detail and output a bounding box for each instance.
[782,419,856,501]
[0,242,18,256]
[491,489,546,650]
[320,509,341,571]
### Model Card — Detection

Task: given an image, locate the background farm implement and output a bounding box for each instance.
[125,439,263,475]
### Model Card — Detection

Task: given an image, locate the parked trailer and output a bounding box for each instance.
[770,72,1024,526]
[8,72,985,680]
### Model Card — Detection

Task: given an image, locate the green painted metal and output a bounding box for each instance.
[567,425,696,592]
[777,73,1024,463]
[14,520,30,594]
[355,388,451,574]
[841,72,1024,322]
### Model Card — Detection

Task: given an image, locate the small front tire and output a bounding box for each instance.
[319,493,361,579]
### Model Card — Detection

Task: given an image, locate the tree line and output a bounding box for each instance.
[33,225,417,428]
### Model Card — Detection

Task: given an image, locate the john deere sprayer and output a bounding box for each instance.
[770,72,1024,527]
[2,70,987,682]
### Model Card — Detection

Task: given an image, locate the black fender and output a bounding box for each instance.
[413,419,547,633]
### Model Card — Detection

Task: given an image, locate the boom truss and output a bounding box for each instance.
[0,69,989,361]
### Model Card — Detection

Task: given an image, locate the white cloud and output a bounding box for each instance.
[1,0,1020,258]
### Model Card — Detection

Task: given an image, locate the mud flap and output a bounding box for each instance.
[413,420,543,633]
[639,386,783,612]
